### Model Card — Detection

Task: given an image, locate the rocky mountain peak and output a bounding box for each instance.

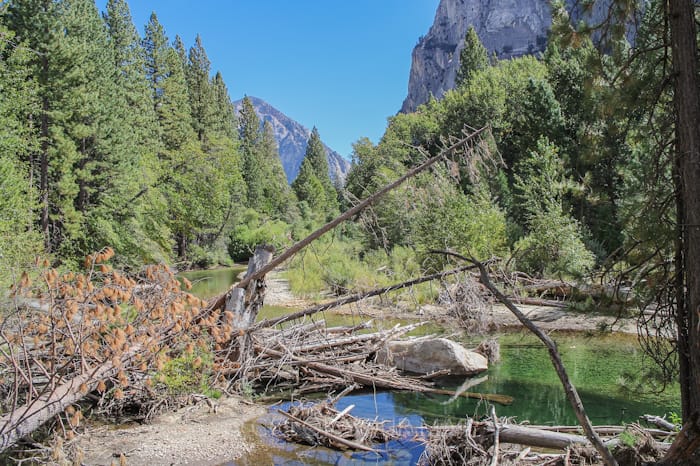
[234,96,350,184]
[402,0,632,113]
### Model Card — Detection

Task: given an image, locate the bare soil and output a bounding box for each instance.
[76,397,265,466]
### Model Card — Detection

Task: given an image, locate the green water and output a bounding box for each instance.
[180,267,680,426]
[179,266,246,299]
[393,331,680,426]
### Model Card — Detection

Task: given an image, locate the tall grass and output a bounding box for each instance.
[284,239,439,304]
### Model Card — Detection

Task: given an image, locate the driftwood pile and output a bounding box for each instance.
[273,398,674,465]
[218,316,512,406]
[420,417,672,466]
[275,399,402,452]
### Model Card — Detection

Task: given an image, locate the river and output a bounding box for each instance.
[180,267,681,465]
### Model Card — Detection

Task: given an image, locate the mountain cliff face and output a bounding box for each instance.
[234,96,350,184]
[401,0,620,113]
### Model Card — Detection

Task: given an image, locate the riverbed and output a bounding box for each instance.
[177,267,680,465]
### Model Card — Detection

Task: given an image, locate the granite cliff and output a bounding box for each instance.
[402,0,629,113]
[233,96,350,184]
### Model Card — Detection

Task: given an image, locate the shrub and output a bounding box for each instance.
[228,209,290,262]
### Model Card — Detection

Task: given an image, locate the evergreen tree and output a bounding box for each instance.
[300,127,339,216]
[292,156,326,212]
[238,96,264,209]
[513,138,594,277]
[6,0,144,263]
[173,34,187,68]
[0,21,42,285]
[186,34,215,141]
[211,71,237,139]
[142,12,168,110]
[103,0,170,262]
[259,120,295,216]
[5,0,61,250]
[104,0,158,152]
[455,26,488,88]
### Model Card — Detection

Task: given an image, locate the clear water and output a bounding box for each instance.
[179,266,246,299]
[179,268,681,465]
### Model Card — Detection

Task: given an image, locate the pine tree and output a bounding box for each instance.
[0,20,43,284]
[6,0,144,262]
[173,34,187,68]
[292,156,326,211]
[238,96,264,209]
[5,0,61,250]
[211,71,237,139]
[104,0,158,153]
[103,0,170,262]
[300,127,338,216]
[186,34,215,141]
[455,26,488,88]
[259,120,294,216]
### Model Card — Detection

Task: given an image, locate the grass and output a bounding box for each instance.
[284,239,438,304]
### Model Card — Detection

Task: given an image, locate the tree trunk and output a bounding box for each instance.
[225,244,274,366]
[669,0,700,421]
[40,69,50,251]
[0,348,140,452]
[177,232,187,259]
[659,412,700,465]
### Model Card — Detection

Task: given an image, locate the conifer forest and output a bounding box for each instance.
[0,0,699,464]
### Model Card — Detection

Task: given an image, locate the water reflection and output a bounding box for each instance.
[179,266,246,299]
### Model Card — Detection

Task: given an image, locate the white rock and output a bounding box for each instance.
[377,337,488,375]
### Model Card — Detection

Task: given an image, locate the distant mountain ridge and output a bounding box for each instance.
[234,96,350,184]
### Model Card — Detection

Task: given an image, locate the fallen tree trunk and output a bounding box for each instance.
[206,127,489,315]
[253,264,479,330]
[0,346,140,452]
[487,424,590,450]
[508,296,568,309]
[641,414,678,432]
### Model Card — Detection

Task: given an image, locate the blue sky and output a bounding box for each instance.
[107,1,440,158]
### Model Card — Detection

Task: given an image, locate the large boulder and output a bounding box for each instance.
[377,337,488,375]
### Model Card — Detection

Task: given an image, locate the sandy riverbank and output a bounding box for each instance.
[75,271,638,465]
[77,397,265,466]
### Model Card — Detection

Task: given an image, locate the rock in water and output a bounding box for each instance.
[378,337,488,375]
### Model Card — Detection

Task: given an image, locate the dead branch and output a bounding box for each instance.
[253,264,478,330]
[206,127,490,314]
[433,250,619,466]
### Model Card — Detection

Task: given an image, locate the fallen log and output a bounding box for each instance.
[0,345,141,452]
[641,414,678,432]
[487,424,590,450]
[508,296,568,309]
[255,345,513,405]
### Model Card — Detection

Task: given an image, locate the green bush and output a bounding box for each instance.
[512,137,595,278]
[157,349,219,397]
[415,183,508,270]
[514,205,595,278]
[228,209,290,262]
